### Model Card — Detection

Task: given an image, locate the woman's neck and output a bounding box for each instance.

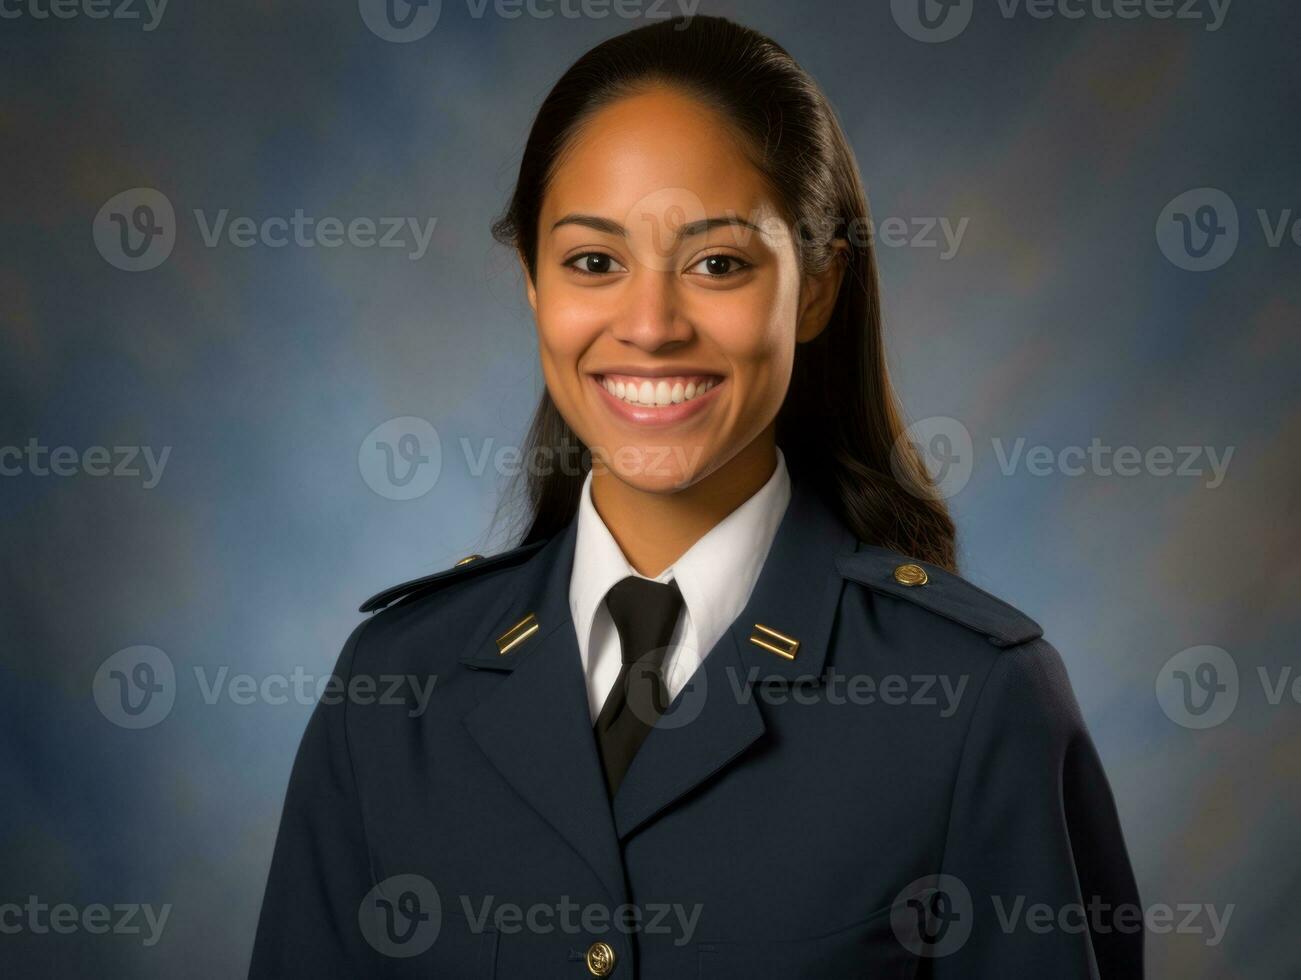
[589,429,778,577]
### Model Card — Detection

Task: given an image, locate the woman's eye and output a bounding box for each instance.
[565,252,626,276]
[687,254,751,277]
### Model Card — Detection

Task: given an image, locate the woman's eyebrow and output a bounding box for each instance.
[550,213,763,241]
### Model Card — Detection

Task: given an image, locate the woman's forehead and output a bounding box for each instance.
[542,89,775,226]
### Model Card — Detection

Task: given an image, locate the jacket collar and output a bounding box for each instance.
[459,471,853,679]
[567,448,792,718]
[459,472,858,886]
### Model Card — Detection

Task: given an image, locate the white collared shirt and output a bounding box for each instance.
[568,447,792,722]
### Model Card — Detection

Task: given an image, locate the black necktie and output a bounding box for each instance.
[594,576,684,799]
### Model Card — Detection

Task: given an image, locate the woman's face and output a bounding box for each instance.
[524,86,843,492]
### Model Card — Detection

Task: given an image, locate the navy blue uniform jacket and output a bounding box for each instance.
[249,476,1142,978]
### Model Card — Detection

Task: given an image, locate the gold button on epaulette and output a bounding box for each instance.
[454,554,484,567]
[893,563,929,587]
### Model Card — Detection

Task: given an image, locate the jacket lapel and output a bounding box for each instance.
[459,521,629,907]
[460,474,859,859]
[611,476,859,840]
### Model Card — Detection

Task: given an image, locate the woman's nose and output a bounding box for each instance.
[608,269,692,351]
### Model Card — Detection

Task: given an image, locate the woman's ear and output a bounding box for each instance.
[796,239,849,343]
[518,250,538,314]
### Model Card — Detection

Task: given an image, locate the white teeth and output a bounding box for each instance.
[601,376,716,407]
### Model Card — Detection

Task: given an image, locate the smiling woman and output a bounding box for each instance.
[250,14,1142,980]
[507,84,846,549]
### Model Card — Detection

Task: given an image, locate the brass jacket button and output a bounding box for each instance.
[585,940,616,976]
[454,554,484,567]
[893,563,929,587]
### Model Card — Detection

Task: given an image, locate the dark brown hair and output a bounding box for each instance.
[490,15,956,569]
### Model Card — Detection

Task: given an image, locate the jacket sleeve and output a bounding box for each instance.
[248,618,384,978]
[926,638,1143,978]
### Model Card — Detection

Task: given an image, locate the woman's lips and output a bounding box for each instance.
[589,373,724,427]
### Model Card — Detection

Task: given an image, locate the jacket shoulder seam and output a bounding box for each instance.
[359,540,547,613]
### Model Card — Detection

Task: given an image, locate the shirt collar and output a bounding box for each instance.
[568,447,792,664]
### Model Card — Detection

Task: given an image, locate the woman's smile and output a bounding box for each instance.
[589,371,725,427]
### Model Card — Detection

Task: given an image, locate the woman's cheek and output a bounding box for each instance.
[537,296,606,366]
[695,290,791,373]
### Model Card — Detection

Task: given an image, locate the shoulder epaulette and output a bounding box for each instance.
[835,546,1043,648]
[359,540,548,613]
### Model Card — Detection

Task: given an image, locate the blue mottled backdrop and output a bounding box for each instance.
[2,0,1298,975]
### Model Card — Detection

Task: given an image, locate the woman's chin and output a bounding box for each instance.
[590,444,713,492]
